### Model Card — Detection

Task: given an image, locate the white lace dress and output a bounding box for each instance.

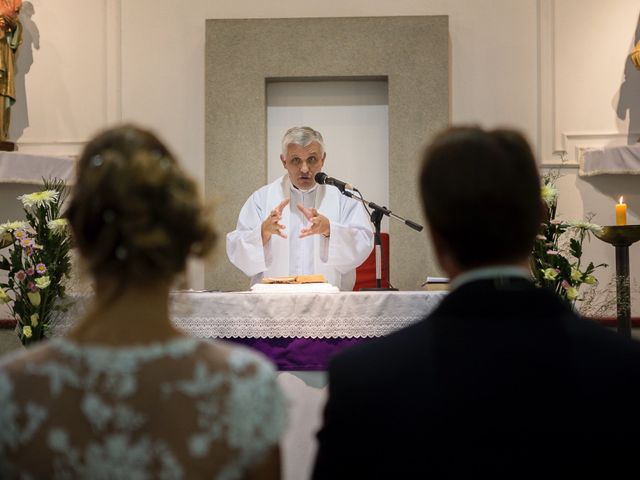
[0,337,287,479]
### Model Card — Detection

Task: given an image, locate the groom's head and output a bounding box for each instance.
[419,126,543,274]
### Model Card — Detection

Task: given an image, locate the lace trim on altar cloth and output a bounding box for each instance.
[170,315,430,338]
[46,315,432,338]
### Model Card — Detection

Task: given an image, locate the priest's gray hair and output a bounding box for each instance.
[281,126,325,155]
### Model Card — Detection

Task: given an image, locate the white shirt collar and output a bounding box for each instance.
[449,265,532,291]
[290,182,319,195]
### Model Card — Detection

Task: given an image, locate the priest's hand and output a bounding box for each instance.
[298,204,330,238]
[261,198,289,245]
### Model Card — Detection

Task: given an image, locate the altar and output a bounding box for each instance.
[49,290,446,342]
[48,290,446,480]
[50,290,445,370]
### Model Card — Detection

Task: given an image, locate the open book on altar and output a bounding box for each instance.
[261,274,327,284]
[251,274,339,293]
[421,276,449,291]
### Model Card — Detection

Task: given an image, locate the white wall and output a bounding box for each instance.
[3,0,639,309]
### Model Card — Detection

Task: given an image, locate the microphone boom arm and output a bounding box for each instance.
[341,190,423,232]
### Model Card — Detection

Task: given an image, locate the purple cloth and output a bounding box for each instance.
[223,338,369,371]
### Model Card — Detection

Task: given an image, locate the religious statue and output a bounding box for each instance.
[0,0,21,149]
[632,40,640,71]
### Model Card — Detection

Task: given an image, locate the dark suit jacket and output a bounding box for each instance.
[312,278,640,479]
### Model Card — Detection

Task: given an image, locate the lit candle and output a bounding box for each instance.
[616,196,627,226]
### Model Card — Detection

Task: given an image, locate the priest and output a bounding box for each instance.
[226,126,374,290]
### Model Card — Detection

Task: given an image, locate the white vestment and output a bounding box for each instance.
[226,175,374,290]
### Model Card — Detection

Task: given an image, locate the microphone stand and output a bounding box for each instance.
[339,187,423,291]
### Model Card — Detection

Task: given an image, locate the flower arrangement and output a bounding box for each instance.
[0,179,72,345]
[530,170,607,305]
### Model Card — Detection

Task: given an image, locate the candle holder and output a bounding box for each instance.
[594,225,640,337]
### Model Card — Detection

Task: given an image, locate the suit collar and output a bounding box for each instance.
[435,276,572,320]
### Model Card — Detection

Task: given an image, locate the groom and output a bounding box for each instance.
[312,127,640,479]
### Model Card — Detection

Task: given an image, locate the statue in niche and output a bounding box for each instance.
[0,0,21,150]
[617,17,640,144]
[632,41,640,71]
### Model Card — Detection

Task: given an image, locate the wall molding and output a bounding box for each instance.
[16,140,85,157]
[104,0,122,125]
[537,0,556,164]
[538,0,574,165]
[563,131,640,167]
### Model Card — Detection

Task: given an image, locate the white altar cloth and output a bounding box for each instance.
[0,152,76,184]
[579,144,640,176]
[48,291,447,338]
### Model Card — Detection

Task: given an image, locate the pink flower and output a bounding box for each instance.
[13,230,26,240]
[546,250,559,255]
[27,281,37,293]
[26,267,35,276]
[561,280,571,289]
[20,238,34,248]
[15,270,26,282]
[35,263,47,274]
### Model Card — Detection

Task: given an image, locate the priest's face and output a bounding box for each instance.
[280,142,325,190]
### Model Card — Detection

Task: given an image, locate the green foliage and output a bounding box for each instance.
[0,179,72,346]
[530,171,607,305]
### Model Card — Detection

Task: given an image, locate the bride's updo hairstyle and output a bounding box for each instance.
[66,124,216,286]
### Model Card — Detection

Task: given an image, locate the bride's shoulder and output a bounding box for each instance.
[194,339,277,378]
[0,341,57,373]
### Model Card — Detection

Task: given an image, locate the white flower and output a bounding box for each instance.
[584,275,597,285]
[0,220,29,236]
[35,276,51,289]
[541,184,558,206]
[565,286,579,301]
[542,268,559,281]
[567,220,603,235]
[22,325,32,338]
[17,190,59,209]
[27,291,41,307]
[0,287,10,304]
[570,268,582,282]
[30,313,39,327]
[47,218,69,235]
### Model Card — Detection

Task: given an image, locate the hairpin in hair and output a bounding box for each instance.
[90,154,104,168]
[115,246,128,261]
[102,209,116,223]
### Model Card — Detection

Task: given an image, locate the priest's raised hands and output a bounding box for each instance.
[261,198,290,244]
[298,203,330,238]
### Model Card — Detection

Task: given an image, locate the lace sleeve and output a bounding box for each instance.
[226,348,288,457]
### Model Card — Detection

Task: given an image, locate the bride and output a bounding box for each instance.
[0,125,286,479]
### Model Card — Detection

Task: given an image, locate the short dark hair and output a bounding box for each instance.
[419,126,542,269]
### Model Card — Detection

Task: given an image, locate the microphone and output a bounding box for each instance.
[314,172,354,192]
